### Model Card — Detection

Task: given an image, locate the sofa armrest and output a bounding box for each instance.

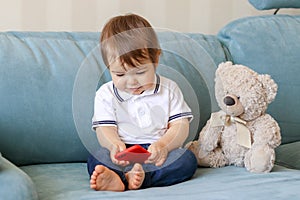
[0,154,38,200]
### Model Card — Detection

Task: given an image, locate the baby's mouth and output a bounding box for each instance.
[127,86,143,94]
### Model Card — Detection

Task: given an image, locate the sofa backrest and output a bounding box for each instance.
[0,31,227,165]
[218,15,300,144]
[0,32,97,165]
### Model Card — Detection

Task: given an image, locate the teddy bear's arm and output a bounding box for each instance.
[251,114,281,148]
[198,118,223,152]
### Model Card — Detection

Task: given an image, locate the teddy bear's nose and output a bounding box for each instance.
[224,96,235,106]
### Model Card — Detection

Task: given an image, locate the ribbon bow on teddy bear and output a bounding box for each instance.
[210,111,251,149]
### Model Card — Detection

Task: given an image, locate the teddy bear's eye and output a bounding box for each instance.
[237,96,240,100]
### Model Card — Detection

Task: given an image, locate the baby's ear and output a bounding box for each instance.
[258,74,278,104]
[154,49,162,65]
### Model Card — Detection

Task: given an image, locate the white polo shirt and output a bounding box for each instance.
[92,75,193,144]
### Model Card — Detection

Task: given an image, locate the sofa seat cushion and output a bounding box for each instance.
[20,163,300,200]
[218,15,300,144]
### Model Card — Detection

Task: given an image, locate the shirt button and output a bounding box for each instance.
[140,110,145,115]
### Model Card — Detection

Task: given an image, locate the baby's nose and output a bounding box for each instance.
[127,77,138,85]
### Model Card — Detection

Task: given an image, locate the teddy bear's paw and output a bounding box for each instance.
[207,148,227,168]
[185,141,203,165]
[185,141,199,154]
[244,145,275,173]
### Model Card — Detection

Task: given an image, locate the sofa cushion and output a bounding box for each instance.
[0,32,98,165]
[218,15,300,144]
[20,163,300,200]
[276,141,300,170]
[248,0,300,10]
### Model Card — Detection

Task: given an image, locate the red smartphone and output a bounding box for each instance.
[114,145,151,163]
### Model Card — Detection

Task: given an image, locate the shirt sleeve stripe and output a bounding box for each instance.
[168,112,193,122]
[92,120,117,126]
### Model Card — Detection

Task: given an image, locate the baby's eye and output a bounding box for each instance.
[116,74,125,77]
[136,71,146,75]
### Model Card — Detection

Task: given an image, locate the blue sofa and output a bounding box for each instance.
[1,1,300,199]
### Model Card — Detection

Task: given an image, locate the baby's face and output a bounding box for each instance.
[109,59,157,95]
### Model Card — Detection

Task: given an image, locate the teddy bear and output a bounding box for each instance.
[187,61,281,173]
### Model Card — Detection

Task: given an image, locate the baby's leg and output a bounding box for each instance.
[141,148,197,188]
[90,165,125,191]
[125,163,145,190]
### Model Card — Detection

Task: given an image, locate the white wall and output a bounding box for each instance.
[1,0,299,34]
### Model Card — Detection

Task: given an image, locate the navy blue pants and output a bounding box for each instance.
[87,144,198,189]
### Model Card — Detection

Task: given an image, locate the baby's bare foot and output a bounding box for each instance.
[90,165,125,191]
[126,163,145,190]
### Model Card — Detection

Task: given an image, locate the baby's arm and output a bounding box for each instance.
[146,118,189,166]
[95,126,129,166]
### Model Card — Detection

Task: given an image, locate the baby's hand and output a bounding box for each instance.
[110,143,130,166]
[145,142,168,166]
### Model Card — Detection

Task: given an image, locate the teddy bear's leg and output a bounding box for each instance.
[186,141,227,167]
[244,144,275,173]
[198,147,227,168]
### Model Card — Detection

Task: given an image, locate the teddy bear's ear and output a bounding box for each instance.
[258,74,278,104]
[216,61,233,75]
[217,61,233,70]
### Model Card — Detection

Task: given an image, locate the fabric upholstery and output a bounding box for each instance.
[0,32,96,165]
[248,0,300,10]
[0,157,38,200]
[20,163,300,200]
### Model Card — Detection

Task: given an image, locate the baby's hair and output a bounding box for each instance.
[100,13,161,68]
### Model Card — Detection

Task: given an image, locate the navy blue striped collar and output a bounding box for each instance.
[113,74,160,102]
